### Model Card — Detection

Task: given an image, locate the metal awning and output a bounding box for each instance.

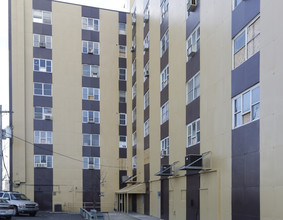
[154,161,179,176]
[179,152,211,171]
[122,175,137,184]
[116,183,146,194]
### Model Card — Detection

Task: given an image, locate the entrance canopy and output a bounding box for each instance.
[116,183,146,194]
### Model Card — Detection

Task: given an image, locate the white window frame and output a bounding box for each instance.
[160,136,169,157]
[119,136,127,148]
[82,64,99,78]
[82,88,100,101]
[144,90,149,109]
[119,68,127,81]
[34,131,53,144]
[186,24,200,61]
[119,45,127,58]
[132,155,137,169]
[160,30,169,57]
[34,155,53,168]
[160,65,169,91]
[232,84,260,129]
[82,41,100,55]
[119,23,126,35]
[33,58,52,73]
[119,113,127,125]
[143,32,150,53]
[33,10,52,24]
[144,61,149,81]
[83,157,100,169]
[144,119,149,137]
[33,34,52,49]
[119,91,126,103]
[82,17,99,31]
[160,0,169,24]
[132,107,137,123]
[232,15,260,69]
[82,110,100,123]
[132,83,137,99]
[186,72,200,104]
[34,106,52,120]
[82,134,100,146]
[187,118,200,147]
[132,131,137,146]
[161,101,169,124]
[34,83,52,97]
[132,59,136,76]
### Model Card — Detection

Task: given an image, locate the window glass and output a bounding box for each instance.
[242,91,250,113]
[234,31,245,54]
[119,23,126,35]
[34,83,42,95]
[119,68,126,80]
[252,86,260,104]
[83,157,88,169]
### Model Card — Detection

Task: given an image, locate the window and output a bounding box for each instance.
[161,102,169,124]
[34,131,52,144]
[82,64,99,77]
[186,72,200,104]
[83,134,100,146]
[119,136,127,148]
[119,45,127,58]
[144,120,149,137]
[33,10,52,24]
[132,83,137,99]
[233,16,260,69]
[82,111,100,123]
[119,91,126,103]
[161,137,169,157]
[144,32,149,52]
[34,155,53,168]
[132,131,137,146]
[119,113,127,125]
[33,58,52,73]
[144,90,149,109]
[82,17,99,31]
[144,61,149,81]
[233,0,243,10]
[132,108,136,122]
[119,23,126,35]
[160,0,169,23]
[233,85,260,128]
[160,30,169,57]
[82,41,100,55]
[186,25,200,60]
[132,59,136,75]
[132,155,137,168]
[119,68,127,80]
[83,157,100,169]
[187,119,200,147]
[34,107,52,120]
[160,65,169,90]
[34,83,52,96]
[33,34,52,49]
[143,4,149,24]
[82,88,100,101]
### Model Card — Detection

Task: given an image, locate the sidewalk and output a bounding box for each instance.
[105,212,161,220]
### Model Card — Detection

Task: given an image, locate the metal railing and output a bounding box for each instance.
[80,208,95,220]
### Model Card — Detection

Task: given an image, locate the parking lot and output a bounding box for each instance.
[11,212,82,220]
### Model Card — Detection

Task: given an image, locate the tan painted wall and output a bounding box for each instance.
[11,0,35,199]
[260,1,283,219]
[99,9,120,212]
[168,0,187,218]
[200,0,232,220]
[52,2,83,212]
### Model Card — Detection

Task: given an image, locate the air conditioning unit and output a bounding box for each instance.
[88,118,95,123]
[143,42,149,51]
[88,48,94,54]
[161,165,171,175]
[132,164,137,169]
[160,149,168,157]
[144,70,149,78]
[40,42,46,48]
[187,43,197,57]
[143,12,149,23]
[92,71,98,77]
[119,142,127,148]
[187,0,197,12]
[132,16,136,25]
[185,154,202,169]
[89,164,95,169]
[44,114,52,120]
[35,163,47,168]
[130,45,136,52]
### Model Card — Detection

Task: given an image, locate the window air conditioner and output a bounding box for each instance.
[44,114,52,120]
[92,71,98,77]
[40,42,46,48]
[89,164,95,169]
[187,43,197,57]
[132,164,137,169]
[130,45,136,52]
[143,12,149,23]
[119,142,127,148]
[187,0,197,12]
[160,149,168,157]
[88,48,94,54]
[132,16,136,25]
[88,118,95,123]
[144,70,149,78]
[35,163,47,168]
[143,42,149,51]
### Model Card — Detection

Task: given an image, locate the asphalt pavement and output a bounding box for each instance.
[11,212,82,220]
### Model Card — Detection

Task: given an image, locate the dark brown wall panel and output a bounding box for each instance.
[160,49,169,71]
[144,78,149,94]
[160,121,169,140]
[186,50,200,82]
[186,97,200,125]
[144,135,149,150]
[160,85,169,106]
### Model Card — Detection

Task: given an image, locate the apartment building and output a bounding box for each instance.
[9,0,283,219]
